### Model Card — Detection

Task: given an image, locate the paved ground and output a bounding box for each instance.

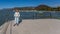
[0,21,10,34]
[1,19,60,34]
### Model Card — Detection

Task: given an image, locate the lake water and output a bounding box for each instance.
[0,10,60,26]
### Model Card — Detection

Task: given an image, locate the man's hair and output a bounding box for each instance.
[14,9,19,12]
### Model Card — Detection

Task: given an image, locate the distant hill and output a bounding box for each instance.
[35,5,53,11]
[53,7,60,11]
[13,5,60,11]
[1,4,60,11]
[13,7,35,10]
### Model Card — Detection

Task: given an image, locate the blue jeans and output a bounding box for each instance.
[15,17,19,24]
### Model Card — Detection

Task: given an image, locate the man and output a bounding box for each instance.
[14,9,20,26]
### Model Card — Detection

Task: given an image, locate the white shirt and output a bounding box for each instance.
[14,12,20,17]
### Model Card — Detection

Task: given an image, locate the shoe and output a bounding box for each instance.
[13,24,16,26]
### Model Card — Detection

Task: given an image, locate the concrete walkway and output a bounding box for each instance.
[5,19,60,34]
[0,21,10,34]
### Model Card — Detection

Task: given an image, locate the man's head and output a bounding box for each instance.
[14,9,19,12]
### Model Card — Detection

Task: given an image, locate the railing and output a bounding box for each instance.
[0,11,60,34]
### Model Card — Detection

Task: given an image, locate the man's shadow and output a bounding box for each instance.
[18,18,22,25]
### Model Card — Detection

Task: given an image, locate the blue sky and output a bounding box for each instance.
[0,0,60,9]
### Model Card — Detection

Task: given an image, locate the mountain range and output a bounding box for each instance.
[1,4,60,11]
